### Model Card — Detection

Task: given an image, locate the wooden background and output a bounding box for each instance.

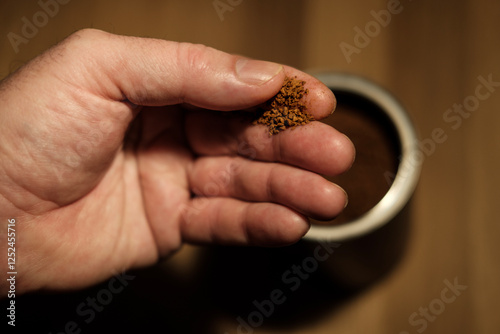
[1,0,499,333]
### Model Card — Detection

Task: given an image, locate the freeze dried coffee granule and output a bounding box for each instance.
[254,76,314,135]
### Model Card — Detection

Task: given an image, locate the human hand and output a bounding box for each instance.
[0,29,354,295]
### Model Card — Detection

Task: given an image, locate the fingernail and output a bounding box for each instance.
[335,184,349,209]
[235,58,283,85]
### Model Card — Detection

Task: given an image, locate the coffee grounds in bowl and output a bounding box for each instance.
[311,91,401,226]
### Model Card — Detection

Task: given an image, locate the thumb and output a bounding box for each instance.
[73,29,285,110]
[0,29,286,210]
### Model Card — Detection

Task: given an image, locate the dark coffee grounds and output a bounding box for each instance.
[254,76,314,135]
[311,91,401,225]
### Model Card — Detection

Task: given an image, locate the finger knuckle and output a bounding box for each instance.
[176,42,213,73]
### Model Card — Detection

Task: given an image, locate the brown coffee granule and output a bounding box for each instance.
[254,76,314,135]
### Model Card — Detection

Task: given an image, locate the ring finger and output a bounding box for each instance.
[188,155,347,220]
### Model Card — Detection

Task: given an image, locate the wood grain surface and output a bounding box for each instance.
[1,0,499,333]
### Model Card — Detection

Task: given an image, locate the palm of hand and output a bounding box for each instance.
[2,102,303,292]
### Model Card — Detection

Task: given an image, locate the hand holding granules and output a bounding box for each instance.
[254,76,315,135]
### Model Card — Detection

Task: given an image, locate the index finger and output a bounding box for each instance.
[288,67,337,120]
[186,68,355,176]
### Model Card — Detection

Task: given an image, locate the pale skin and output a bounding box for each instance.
[0,29,355,295]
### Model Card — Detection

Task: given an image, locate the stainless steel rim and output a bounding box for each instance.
[304,72,421,242]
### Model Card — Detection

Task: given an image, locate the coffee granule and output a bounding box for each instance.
[254,76,314,135]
